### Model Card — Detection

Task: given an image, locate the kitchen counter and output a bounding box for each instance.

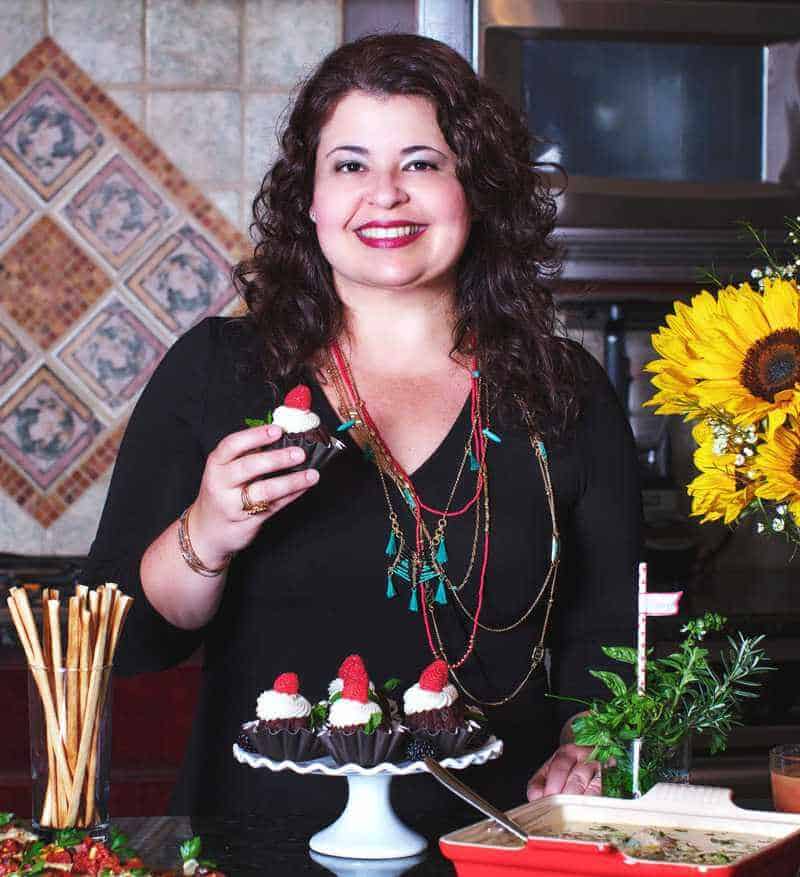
[113,798,776,876]
[115,808,482,876]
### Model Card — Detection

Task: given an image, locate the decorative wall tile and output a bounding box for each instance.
[147,90,241,182]
[0,320,28,390]
[0,77,104,200]
[0,0,45,78]
[106,90,144,126]
[207,189,241,227]
[0,216,112,350]
[126,224,237,333]
[63,154,176,269]
[244,91,289,183]
[50,0,144,84]
[56,296,166,409]
[0,366,103,491]
[148,0,240,85]
[42,469,112,554]
[0,38,250,536]
[0,171,34,244]
[245,0,339,87]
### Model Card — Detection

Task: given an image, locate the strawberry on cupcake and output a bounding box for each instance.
[270,384,345,472]
[327,654,375,699]
[402,660,483,758]
[257,672,311,731]
[321,660,407,766]
[239,671,324,762]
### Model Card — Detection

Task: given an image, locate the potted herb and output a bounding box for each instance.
[561,613,773,798]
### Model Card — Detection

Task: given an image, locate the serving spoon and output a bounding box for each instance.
[424,757,529,842]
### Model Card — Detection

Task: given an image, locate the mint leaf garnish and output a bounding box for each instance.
[180,836,203,862]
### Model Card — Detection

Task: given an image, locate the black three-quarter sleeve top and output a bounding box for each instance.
[83,317,642,819]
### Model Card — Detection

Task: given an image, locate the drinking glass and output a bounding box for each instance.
[29,665,113,837]
[770,744,800,812]
[602,734,691,799]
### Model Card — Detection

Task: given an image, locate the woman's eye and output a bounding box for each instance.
[335,161,364,173]
[406,160,438,171]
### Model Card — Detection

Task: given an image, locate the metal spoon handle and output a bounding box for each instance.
[424,757,529,842]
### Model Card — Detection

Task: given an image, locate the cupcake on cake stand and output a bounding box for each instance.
[232,734,503,859]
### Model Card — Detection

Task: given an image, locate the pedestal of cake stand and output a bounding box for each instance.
[233,734,503,861]
[310,772,425,859]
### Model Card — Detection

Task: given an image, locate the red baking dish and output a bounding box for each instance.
[439,783,800,876]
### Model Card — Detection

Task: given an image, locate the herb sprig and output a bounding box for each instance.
[565,613,773,767]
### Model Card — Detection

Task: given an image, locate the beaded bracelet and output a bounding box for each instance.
[177,505,231,577]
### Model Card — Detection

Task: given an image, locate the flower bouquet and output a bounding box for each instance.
[645,216,800,544]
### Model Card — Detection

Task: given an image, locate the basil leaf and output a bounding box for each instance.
[589,670,628,698]
[382,678,401,692]
[363,712,383,735]
[600,646,638,665]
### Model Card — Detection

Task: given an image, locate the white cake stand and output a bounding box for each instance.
[232,735,503,860]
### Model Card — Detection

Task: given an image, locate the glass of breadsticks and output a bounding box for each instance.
[7,583,132,834]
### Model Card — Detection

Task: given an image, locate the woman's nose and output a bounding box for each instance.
[366,171,409,209]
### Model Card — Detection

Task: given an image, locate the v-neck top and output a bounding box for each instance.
[83,317,641,819]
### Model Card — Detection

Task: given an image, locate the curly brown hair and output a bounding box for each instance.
[233,32,588,439]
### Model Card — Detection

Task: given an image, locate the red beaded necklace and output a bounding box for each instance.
[327,340,491,667]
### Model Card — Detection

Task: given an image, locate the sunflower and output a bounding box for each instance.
[644,290,720,417]
[687,421,758,525]
[686,279,800,437]
[755,422,800,521]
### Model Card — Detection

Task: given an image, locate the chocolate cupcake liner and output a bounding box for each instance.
[276,433,346,473]
[319,724,408,767]
[411,722,488,758]
[243,721,326,763]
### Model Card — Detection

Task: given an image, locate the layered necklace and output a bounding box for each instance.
[323,341,561,706]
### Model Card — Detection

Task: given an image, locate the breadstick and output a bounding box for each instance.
[66,597,80,774]
[83,587,116,824]
[66,585,113,825]
[79,608,91,717]
[8,590,72,821]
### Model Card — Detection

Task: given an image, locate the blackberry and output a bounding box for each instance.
[405,737,439,762]
[236,731,258,754]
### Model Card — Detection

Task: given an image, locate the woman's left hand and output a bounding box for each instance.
[526,743,602,800]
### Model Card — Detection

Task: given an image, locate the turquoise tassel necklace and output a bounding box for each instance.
[324,344,562,707]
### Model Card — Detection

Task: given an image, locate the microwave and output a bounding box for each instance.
[478,0,800,282]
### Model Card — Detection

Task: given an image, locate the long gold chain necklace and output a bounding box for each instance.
[321,343,561,704]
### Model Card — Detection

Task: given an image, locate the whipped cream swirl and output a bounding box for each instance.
[403,682,459,715]
[256,689,311,721]
[272,405,320,434]
[328,696,382,729]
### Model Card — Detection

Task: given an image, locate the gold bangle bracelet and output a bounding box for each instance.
[177,505,230,577]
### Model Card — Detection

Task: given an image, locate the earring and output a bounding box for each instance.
[309,208,317,223]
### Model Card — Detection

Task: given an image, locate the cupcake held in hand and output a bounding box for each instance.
[321,661,407,767]
[271,384,345,472]
[241,672,325,762]
[403,659,484,758]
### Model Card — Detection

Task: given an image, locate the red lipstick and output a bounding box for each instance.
[355,220,428,249]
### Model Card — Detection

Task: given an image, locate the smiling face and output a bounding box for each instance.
[311,91,471,299]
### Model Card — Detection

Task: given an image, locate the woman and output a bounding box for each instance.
[84,33,641,818]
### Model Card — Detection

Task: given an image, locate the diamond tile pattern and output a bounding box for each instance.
[57,297,166,409]
[126,224,237,333]
[0,38,250,534]
[0,216,112,349]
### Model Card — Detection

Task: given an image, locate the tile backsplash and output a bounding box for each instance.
[0,1,342,555]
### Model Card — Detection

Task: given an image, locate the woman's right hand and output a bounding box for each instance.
[187,423,319,566]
